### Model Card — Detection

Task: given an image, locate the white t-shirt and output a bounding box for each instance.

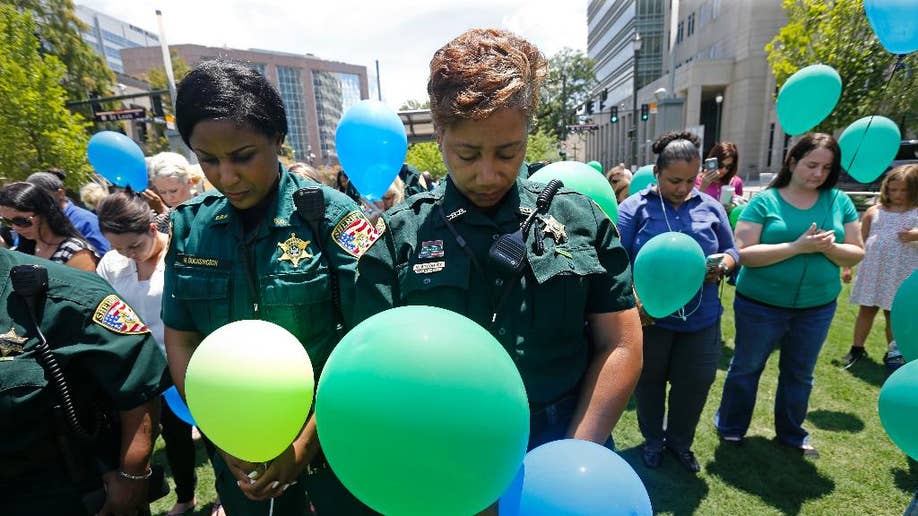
[97,250,166,353]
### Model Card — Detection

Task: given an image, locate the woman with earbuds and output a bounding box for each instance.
[617,131,738,473]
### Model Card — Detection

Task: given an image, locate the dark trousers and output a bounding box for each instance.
[160,398,197,503]
[528,393,615,451]
[635,321,720,452]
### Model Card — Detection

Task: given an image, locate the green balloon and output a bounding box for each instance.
[838,115,901,184]
[879,361,918,460]
[529,160,619,223]
[728,204,746,229]
[316,306,529,516]
[633,232,706,318]
[891,270,918,362]
[776,64,842,136]
[185,320,315,463]
[628,165,656,196]
[587,160,603,173]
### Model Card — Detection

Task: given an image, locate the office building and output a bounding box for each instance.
[121,44,369,164]
[585,0,787,180]
[75,5,159,74]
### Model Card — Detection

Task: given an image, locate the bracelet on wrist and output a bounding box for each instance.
[118,467,153,480]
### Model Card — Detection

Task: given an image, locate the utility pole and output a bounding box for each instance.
[631,32,642,168]
[375,60,382,101]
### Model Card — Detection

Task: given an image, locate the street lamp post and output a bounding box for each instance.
[631,31,642,168]
[715,93,724,143]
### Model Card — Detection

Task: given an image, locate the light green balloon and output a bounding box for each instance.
[891,270,918,362]
[185,320,315,463]
[316,306,530,516]
[879,360,918,460]
[628,165,657,196]
[838,115,901,184]
[776,64,842,136]
[633,232,706,318]
[529,160,619,223]
[587,160,604,173]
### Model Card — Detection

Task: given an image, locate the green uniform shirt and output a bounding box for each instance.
[399,163,428,198]
[0,248,168,457]
[162,168,373,371]
[356,177,635,404]
[737,188,858,308]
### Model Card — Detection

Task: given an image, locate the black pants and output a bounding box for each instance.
[160,399,197,503]
[635,321,720,452]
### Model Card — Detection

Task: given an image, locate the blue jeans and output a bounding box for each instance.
[715,294,837,446]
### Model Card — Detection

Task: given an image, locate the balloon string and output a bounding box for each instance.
[846,54,905,170]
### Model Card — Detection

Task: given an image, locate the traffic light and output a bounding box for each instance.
[610,106,619,124]
[599,88,608,112]
[640,103,649,121]
[585,100,593,115]
[151,95,164,117]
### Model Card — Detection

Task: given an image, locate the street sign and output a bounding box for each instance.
[94,108,146,122]
[649,102,657,114]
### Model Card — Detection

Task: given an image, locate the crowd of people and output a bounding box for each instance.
[1,26,917,516]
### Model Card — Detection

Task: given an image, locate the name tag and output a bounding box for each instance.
[178,254,230,269]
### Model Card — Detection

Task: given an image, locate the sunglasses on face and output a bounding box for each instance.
[0,215,34,228]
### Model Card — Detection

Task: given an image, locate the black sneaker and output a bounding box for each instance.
[838,346,867,369]
[666,445,701,473]
[884,351,906,375]
[642,446,663,469]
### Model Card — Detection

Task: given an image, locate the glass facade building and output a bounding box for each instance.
[277,66,310,161]
[76,5,159,74]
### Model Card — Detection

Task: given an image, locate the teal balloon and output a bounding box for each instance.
[776,64,842,136]
[628,165,656,196]
[316,306,530,516]
[838,116,901,183]
[728,204,746,229]
[587,160,603,173]
[529,160,619,223]
[891,270,918,362]
[865,0,918,55]
[633,232,706,318]
[879,360,918,460]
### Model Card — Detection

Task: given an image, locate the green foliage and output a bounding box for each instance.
[145,51,191,116]
[0,6,91,186]
[8,0,114,102]
[405,141,447,179]
[537,48,595,140]
[525,128,561,163]
[766,0,917,134]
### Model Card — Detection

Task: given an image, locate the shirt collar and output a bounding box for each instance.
[436,177,532,228]
[208,163,291,227]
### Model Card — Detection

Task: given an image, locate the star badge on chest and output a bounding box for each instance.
[1,327,27,358]
[277,233,312,268]
[539,214,567,244]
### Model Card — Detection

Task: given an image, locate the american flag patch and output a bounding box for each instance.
[92,295,150,335]
[332,210,382,258]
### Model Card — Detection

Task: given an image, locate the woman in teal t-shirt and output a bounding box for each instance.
[715,133,864,457]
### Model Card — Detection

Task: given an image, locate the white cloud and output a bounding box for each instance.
[77,0,587,109]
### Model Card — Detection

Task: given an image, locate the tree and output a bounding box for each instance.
[405,142,447,179]
[0,5,91,186]
[9,0,114,102]
[143,52,191,154]
[766,0,917,134]
[536,48,596,141]
[526,129,561,163]
[399,99,430,110]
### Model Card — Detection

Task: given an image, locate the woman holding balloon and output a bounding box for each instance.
[617,131,738,473]
[162,60,377,515]
[715,133,864,457]
[95,192,201,516]
[356,28,643,452]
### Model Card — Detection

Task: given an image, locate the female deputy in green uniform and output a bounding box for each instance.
[355,28,643,450]
[162,61,378,515]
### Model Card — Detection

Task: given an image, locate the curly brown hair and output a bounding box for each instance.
[427,28,547,130]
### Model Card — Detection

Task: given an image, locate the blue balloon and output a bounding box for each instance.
[164,386,196,426]
[86,131,148,191]
[865,0,918,55]
[335,100,407,201]
[499,439,653,516]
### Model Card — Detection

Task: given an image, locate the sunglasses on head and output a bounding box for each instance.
[0,215,34,228]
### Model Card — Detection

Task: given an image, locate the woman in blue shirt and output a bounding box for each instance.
[618,131,738,473]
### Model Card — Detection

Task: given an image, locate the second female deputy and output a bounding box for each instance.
[356,28,643,449]
[162,61,378,515]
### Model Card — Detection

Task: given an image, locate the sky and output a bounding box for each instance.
[77,0,589,109]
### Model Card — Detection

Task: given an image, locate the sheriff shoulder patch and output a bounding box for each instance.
[332,210,382,258]
[93,295,151,335]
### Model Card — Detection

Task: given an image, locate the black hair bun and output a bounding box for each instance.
[652,130,701,154]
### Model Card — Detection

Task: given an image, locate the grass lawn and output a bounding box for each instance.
[151,282,917,515]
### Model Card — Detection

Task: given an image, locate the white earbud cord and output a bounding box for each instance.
[658,187,704,321]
